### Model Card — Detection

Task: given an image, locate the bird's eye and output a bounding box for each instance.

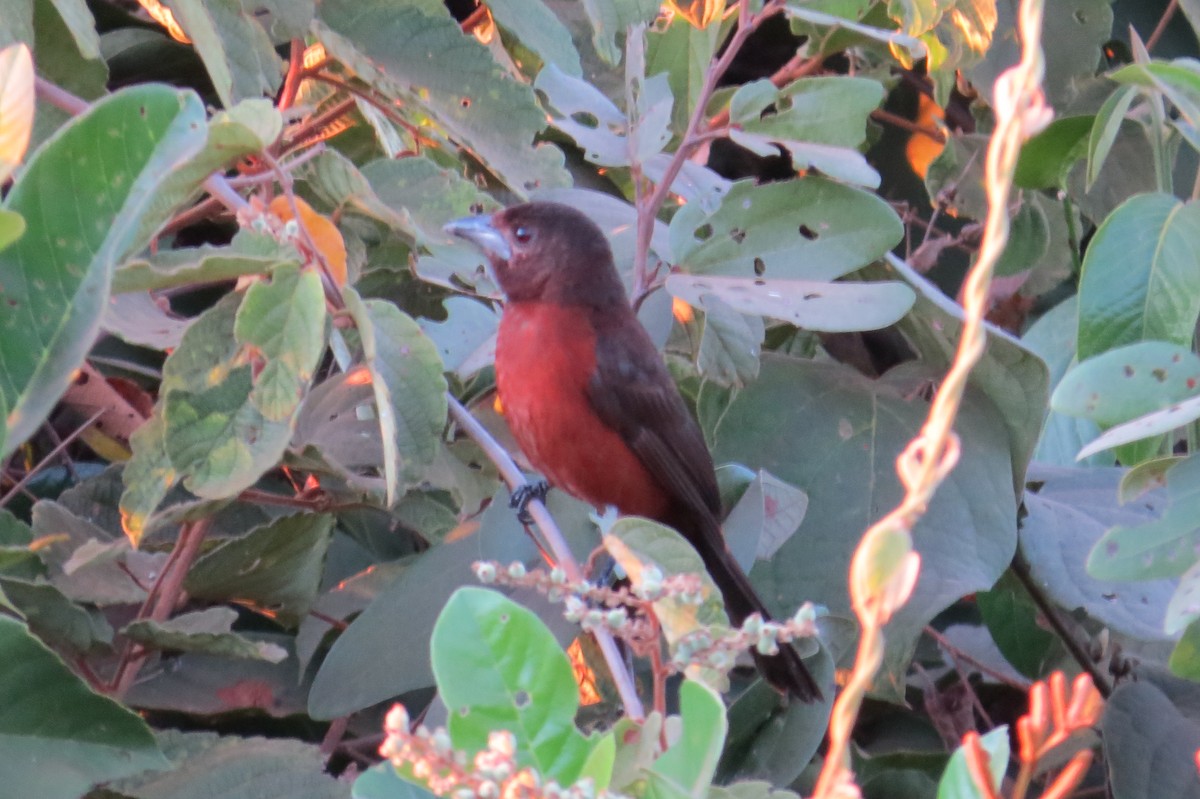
[514,226,533,243]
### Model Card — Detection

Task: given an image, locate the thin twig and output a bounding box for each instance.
[1010,558,1113,698]
[1145,0,1179,53]
[447,395,646,719]
[109,518,212,697]
[0,409,105,510]
[278,39,307,113]
[872,107,947,143]
[925,625,1030,691]
[631,0,786,303]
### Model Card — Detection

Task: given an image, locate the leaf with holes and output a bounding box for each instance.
[669,178,902,279]
[1053,342,1200,427]
[432,587,594,783]
[1087,454,1200,582]
[315,0,568,194]
[667,274,914,333]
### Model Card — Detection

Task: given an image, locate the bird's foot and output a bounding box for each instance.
[510,480,550,525]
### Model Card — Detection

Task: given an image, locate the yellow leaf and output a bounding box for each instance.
[268,195,348,286]
[0,43,34,184]
[905,94,946,180]
[668,0,725,28]
[137,0,191,43]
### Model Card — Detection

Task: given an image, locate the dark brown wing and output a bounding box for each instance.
[585,310,722,534]
[585,308,824,702]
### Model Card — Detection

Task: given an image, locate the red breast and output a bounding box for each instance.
[495,301,673,521]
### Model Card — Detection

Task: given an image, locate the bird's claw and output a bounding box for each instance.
[510,480,550,524]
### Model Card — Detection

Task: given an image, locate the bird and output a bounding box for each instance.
[445,201,821,702]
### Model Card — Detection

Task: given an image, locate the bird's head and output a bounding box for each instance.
[444,202,627,305]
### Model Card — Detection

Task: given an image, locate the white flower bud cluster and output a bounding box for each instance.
[671,605,820,672]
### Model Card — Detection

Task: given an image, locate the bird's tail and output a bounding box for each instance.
[685,512,823,702]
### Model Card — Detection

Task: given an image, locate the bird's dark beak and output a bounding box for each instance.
[444,215,512,261]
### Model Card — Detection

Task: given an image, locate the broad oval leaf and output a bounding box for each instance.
[432,587,594,783]
[1052,341,1200,427]
[669,178,903,280]
[666,274,915,332]
[0,85,207,460]
[1077,192,1200,361]
[0,615,168,798]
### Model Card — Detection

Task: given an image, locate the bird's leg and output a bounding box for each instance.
[510,480,551,524]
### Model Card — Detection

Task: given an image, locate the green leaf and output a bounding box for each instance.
[359,155,500,245]
[976,570,1060,678]
[308,489,559,718]
[1013,115,1093,190]
[0,210,25,251]
[119,413,177,546]
[164,365,293,499]
[46,0,100,58]
[666,274,915,333]
[887,254,1049,494]
[343,291,448,505]
[722,469,809,567]
[1112,60,1200,130]
[646,681,727,799]
[354,762,437,799]
[1169,619,1200,680]
[967,0,1111,108]
[133,98,284,246]
[486,0,580,76]
[418,297,499,378]
[1103,679,1200,799]
[122,607,288,661]
[1023,296,1107,467]
[1088,454,1200,582]
[1076,395,1200,461]
[163,0,282,108]
[1023,465,1175,643]
[112,731,346,799]
[729,76,884,186]
[234,264,327,421]
[184,513,335,626]
[717,667,832,785]
[0,577,114,654]
[114,231,294,294]
[646,15,719,134]
[1052,341,1200,427]
[713,356,1016,699]
[581,0,659,65]
[432,587,593,783]
[993,200,1050,277]
[0,615,168,798]
[314,0,568,194]
[603,517,731,690]
[696,293,763,387]
[29,0,107,147]
[1167,560,1200,635]
[937,726,1009,799]
[669,177,902,279]
[0,85,207,460]
[1088,84,1139,190]
[298,149,412,233]
[1077,193,1200,361]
